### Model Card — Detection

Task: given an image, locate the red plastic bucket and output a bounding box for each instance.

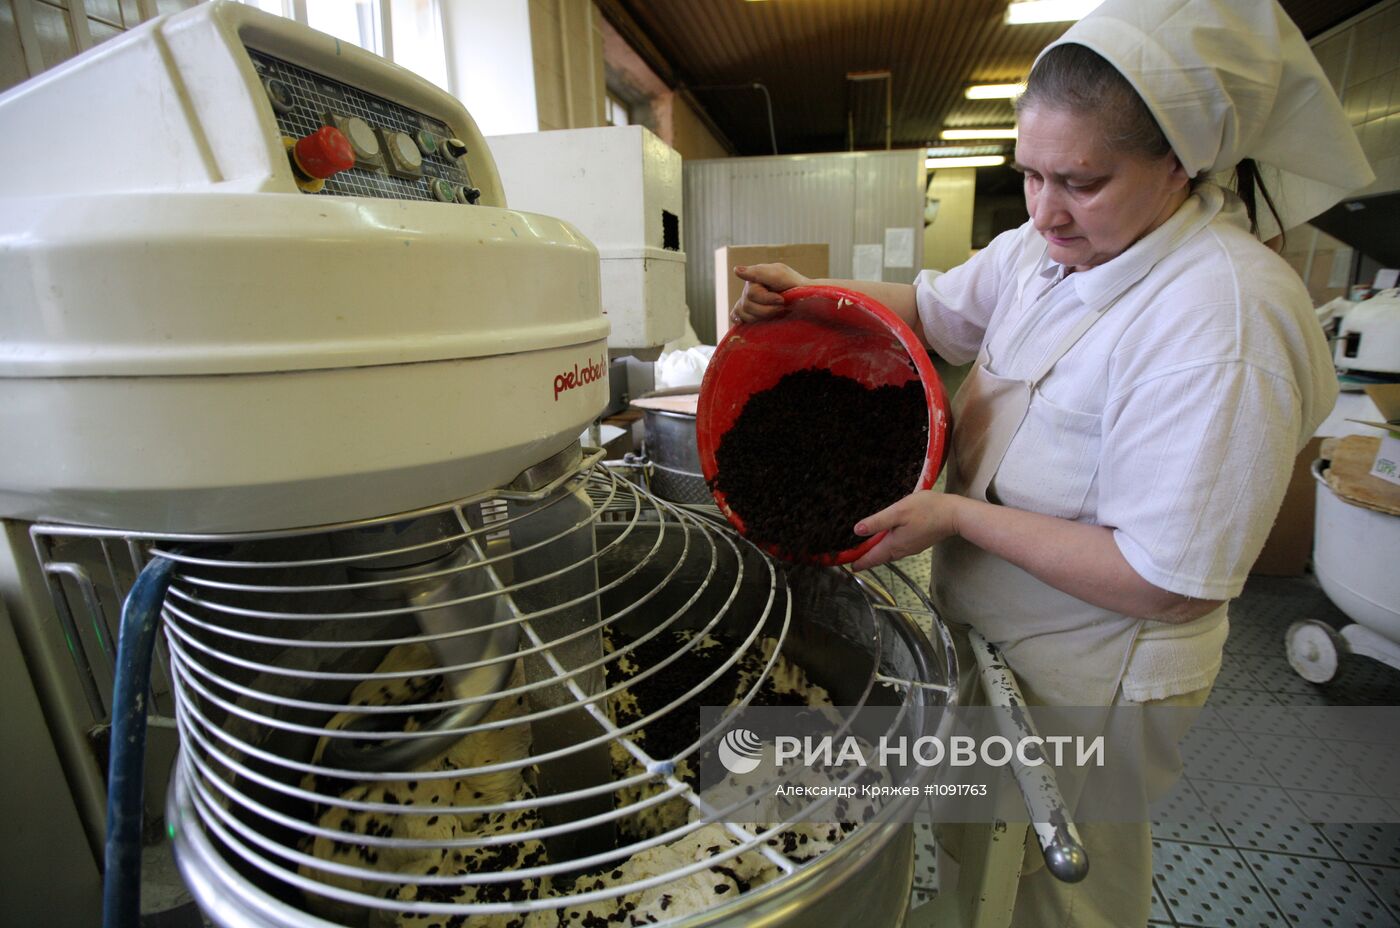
[696,285,950,565]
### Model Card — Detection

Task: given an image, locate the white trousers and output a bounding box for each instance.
[1006,684,1213,928]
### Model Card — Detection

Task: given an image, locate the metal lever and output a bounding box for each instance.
[968,628,1090,884]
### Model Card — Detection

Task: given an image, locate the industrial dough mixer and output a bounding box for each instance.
[0,4,964,926]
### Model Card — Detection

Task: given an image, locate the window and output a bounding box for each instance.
[237,0,290,16]
[306,0,382,55]
[606,92,631,127]
[233,0,448,90]
[389,0,449,91]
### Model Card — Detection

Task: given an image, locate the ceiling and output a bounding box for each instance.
[596,0,1379,163]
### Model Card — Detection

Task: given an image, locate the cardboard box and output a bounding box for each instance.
[714,244,830,340]
[1250,436,1324,577]
[601,409,644,457]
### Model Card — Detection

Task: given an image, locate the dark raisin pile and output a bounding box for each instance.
[712,368,927,560]
[604,628,815,763]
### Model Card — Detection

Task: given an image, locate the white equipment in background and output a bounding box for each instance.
[1289,454,1400,684]
[1334,288,1400,377]
[488,125,688,351]
[1290,286,1400,685]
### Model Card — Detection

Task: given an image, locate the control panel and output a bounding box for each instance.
[247,48,481,204]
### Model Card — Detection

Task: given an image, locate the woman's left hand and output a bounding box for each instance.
[849,491,962,571]
[852,491,1225,624]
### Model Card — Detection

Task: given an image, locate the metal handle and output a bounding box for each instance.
[967,628,1090,884]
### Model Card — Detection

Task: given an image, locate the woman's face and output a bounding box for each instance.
[1015,105,1191,272]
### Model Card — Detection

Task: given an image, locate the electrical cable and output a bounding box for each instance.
[102,555,177,928]
[688,83,778,155]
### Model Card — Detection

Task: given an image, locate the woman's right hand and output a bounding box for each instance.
[730,263,811,324]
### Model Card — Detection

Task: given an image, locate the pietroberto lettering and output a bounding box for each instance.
[553,355,606,401]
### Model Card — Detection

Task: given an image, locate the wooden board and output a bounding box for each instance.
[1320,435,1400,516]
[630,394,699,416]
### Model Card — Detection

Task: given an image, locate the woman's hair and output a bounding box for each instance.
[1018,43,1283,240]
[1016,43,1172,160]
[1233,158,1285,242]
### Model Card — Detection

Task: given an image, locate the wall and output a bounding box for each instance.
[972,193,1028,251]
[660,92,729,161]
[598,13,728,162]
[0,0,197,94]
[528,0,604,131]
[1280,0,1400,303]
[1279,227,1358,306]
[685,150,925,343]
[922,167,975,272]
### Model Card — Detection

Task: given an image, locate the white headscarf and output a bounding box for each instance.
[1036,0,1375,236]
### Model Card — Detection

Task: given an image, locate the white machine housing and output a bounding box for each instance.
[1335,288,1400,375]
[0,1,610,534]
[488,126,687,350]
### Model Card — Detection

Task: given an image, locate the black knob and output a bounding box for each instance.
[465,186,481,204]
[441,137,468,159]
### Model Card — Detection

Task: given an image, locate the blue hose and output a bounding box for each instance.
[102,555,176,928]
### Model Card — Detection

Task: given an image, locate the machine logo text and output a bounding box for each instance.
[554,355,606,400]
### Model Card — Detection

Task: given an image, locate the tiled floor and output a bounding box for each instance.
[907,572,1400,926]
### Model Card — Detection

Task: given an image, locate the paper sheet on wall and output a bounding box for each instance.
[883,227,915,267]
[853,244,884,281]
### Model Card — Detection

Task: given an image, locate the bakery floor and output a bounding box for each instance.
[900,562,1400,926]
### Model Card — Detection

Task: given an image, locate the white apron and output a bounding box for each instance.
[931,191,1223,708]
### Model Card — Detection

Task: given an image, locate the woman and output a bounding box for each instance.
[730,0,1372,924]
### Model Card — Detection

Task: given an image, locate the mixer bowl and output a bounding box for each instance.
[1312,459,1400,640]
[164,473,954,927]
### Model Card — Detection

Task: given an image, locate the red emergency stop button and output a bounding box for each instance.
[292,126,355,180]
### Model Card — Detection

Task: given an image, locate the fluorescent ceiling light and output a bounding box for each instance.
[941,128,1017,140]
[1004,0,1105,24]
[925,155,1006,169]
[965,83,1026,100]
[925,146,1004,157]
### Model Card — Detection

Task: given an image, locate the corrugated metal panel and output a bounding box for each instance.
[854,152,925,280]
[683,149,924,344]
[729,160,856,268]
[683,160,730,344]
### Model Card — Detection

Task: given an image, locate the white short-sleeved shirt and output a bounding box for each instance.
[915,185,1338,700]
